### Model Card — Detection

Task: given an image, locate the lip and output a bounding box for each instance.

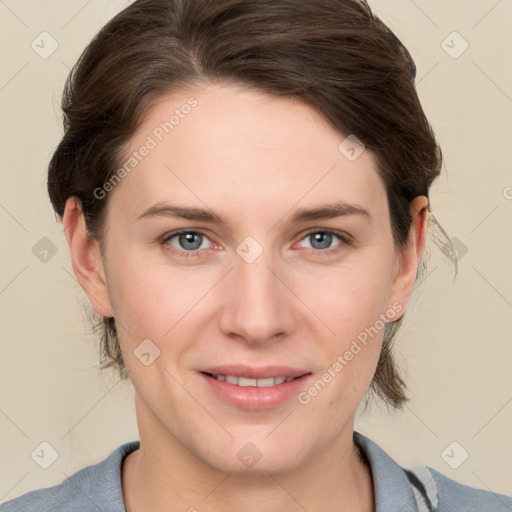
[198,365,312,410]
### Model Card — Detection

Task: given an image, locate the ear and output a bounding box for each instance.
[62,197,114,318]
[387,195,429,318]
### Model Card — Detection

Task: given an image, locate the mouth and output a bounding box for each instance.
[202,372,299,387]
[198,366,312,409]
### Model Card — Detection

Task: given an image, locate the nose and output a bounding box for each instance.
[218,244,298,346]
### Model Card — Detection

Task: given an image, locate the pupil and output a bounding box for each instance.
[181,232,201,250]
[313,232,331,249]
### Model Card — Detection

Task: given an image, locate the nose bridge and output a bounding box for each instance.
[219,236,296,344]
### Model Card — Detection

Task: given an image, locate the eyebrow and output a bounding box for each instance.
[136,201,371,225]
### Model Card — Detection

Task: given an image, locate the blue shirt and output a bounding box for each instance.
[2,432,511,511]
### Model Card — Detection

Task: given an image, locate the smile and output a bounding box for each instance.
[205,373,296,387]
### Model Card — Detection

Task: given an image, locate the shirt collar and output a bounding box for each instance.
[354,431,420,512]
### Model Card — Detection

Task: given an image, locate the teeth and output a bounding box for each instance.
[257,377,279,387]
[226,375,238,385]
[239,377,257,386]
[211,374,294,387]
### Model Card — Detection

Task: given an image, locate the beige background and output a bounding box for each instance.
[1,0,511,503]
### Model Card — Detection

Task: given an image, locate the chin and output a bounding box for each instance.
[206,452,305,476]
[193,433,311,476]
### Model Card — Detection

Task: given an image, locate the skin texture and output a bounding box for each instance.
[63,83,429,511]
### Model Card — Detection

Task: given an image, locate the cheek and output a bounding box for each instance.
[298,257,395,340]
[295,259,393,399]
[105,249,218,359]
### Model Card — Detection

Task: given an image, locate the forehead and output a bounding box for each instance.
[108,83,387,225]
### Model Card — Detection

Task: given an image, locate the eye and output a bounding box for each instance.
[161,228,351,260]
[162,230,214,258]
[297,229,351,256]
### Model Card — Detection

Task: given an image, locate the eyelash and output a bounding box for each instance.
[161,228,352,259]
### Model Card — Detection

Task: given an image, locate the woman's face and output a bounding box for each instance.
[76,83,423,474]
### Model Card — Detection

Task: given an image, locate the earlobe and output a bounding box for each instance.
[62,197,114,318]
[387,196,429,316]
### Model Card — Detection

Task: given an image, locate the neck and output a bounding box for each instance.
[122,395,374,512]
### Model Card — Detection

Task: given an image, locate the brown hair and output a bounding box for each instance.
[48,0,457,409]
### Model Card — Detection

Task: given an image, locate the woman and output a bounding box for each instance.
[3,0,511,510]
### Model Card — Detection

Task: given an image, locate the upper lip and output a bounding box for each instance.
[200,365,310,379]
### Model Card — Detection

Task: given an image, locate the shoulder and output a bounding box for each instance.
[0,441,140,512]
[354,431,512,512]
[425,466,512,511]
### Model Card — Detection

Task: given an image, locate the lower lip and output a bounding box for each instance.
[199,372,312,410]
